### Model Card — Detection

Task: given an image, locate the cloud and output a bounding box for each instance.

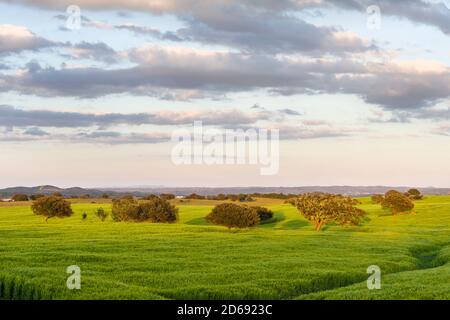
[0,24,55,55]
[2,46,449,111]
[278,108,302,116]
[0,105,271,128]
[8,0,450,36]
[64,41,119,64]
[23,127,49,136]
[23,1,374,55]
[115,24,183,41]
[328,0,450,35]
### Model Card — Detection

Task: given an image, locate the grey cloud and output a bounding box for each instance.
[1,50,449,112]
[8,0,450,36]
[329,0,450,35]
[66,41,119,64]
[0,24,56,55]
[278,108,302,116]
[0,105,270,128]
[115,24,183,42]
[23,126,49,136]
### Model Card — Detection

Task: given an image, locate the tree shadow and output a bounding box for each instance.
[257,212,286,228]
[185,217,208,225]
[280,219,310,230]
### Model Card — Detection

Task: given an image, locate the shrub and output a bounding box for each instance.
[82,212,87,220]
[405,188,423,200]
[95,207,108,221]
[251,206,274,221]
[159,193,175,200]
[111,197,178,223]
[186,193,206,200]
[206,203,260,229]
[30,194,45,200]
[31,196,73,221]
[111,197,139,222]
[138,197,178,223]
[291,193,366,231]
[371,194,384,204]
[12,194,29,201]
[382,190,414,214]
[143,194,159,200]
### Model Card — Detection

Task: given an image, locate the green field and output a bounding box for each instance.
[1,196,450,300]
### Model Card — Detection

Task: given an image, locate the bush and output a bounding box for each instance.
[111,197,139,222]
[159,193,175,200]
[31,196,73,221]
[111,197,178,223]
[291,193,366,231]
[30,194,45,200]
[12,194,29,201]
[371,194,384,204]
[206,203,260,229]
[382,190,414,214]
[82,212,87,220]
[138,197,178,223]
[95,207,108,221]
[405,188,423,200]
[251,206,274,221]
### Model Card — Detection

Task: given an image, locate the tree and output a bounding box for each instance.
[251,206,274,221]
[31,196,73,221]
[138,197,178,223]
[95,207,108,221]
[12,194,29,201]
[111,197,178,223]
[291,193,366,231]
[382,190,414,214]
[111,197,139,222]
[101,193,109,199]
[159,193,175,200]
[206,203,260,229]
[30,194,45,200]
[371,194,384,204]
[405,188,423,200]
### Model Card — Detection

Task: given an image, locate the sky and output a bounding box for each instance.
[0,0,449,188]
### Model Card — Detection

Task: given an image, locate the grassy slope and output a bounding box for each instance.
[0,196,449,299]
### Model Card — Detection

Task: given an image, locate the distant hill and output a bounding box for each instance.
[1,185,449,198]
[0,185,108,198]
[99,186,450,197]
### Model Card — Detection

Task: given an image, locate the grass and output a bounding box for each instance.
[0,196,449,299]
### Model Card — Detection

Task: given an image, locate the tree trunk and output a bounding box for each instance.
[315,221,324,231]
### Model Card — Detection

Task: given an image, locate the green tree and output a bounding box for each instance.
[31,196,73,222]
[95,207,109,221]
[382,190,414,214]
[405,188,423,200]
[111,197,178,223]
[251,206,274,221]
[206,203,260,229]
[371,194,384,204]
[12,194,29,201]
[291,193,366,231]
[138,197,178,223]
